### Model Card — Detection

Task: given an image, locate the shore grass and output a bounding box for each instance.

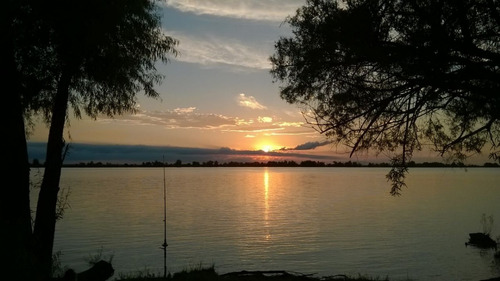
[115,265,413,281]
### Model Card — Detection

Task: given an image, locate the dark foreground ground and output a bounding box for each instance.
[116,267,400,281]
[115,266,500,281]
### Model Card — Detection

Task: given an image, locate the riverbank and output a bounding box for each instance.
[115,265,500,281]
[116,266,411,281]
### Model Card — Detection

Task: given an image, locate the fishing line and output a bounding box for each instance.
[161,155,168,279]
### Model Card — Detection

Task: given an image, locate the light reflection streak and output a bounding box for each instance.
[263,168,271,240]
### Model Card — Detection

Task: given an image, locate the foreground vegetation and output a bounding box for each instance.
[52,252,412,281]
[116,266,412,281]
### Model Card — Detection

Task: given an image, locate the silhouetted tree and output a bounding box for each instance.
[271,0,500,195]
[2,1,47,280]
[3,0,178,279]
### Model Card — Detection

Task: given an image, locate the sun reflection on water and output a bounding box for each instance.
[263,168,271,240]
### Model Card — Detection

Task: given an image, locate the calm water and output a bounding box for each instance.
[30,167,500,280]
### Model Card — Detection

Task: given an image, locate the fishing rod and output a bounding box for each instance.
[161,155,168,279]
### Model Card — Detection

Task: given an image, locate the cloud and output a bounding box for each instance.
[282,141,333,151]
[174,107,196,113]
[277,122,304,127]
[167,31,271,70]
[28,142,338,164]
[238,93,267,110]
[264,131,315,136]
[104,108,238,129]
[224,127,284,133]
[258,116,273,123]
[96,108,312,138]
[164,0,303,22]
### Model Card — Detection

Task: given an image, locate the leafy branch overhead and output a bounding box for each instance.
[271,0,500,194]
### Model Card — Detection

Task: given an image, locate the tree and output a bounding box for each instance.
[3,0,178,279]
[2,1,45,280]
[270,0,500,195]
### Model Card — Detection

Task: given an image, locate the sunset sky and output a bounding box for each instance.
[26,0,487,164]
[29,0,344,163]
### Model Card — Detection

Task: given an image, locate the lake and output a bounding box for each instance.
[30,167,500,280]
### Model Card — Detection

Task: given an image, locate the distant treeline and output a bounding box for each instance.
[29,158,499,168]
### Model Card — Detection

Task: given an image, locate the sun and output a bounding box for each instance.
[261,145,273,153]
[258,143,281,153]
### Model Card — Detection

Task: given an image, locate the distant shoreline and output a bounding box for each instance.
[29,160,500,168]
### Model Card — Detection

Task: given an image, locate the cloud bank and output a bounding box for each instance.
[285,140,333,151]
[28,142,338,164]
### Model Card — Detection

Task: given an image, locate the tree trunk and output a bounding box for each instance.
[33,70,71,280]
[1,35,37,280]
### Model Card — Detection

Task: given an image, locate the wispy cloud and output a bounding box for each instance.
[264,131,315,136]
[164,0,303,22]
[173,107,196,113]
[277,122,304,127]
[238,93,267,110]
[224,127,284,134]
[97,107,314,139]
[102,108,238,129]
[167,31,271,70]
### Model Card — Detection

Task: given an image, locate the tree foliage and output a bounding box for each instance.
[271,0,500,194]
[22,0,178,121]
[3,0,178,279]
